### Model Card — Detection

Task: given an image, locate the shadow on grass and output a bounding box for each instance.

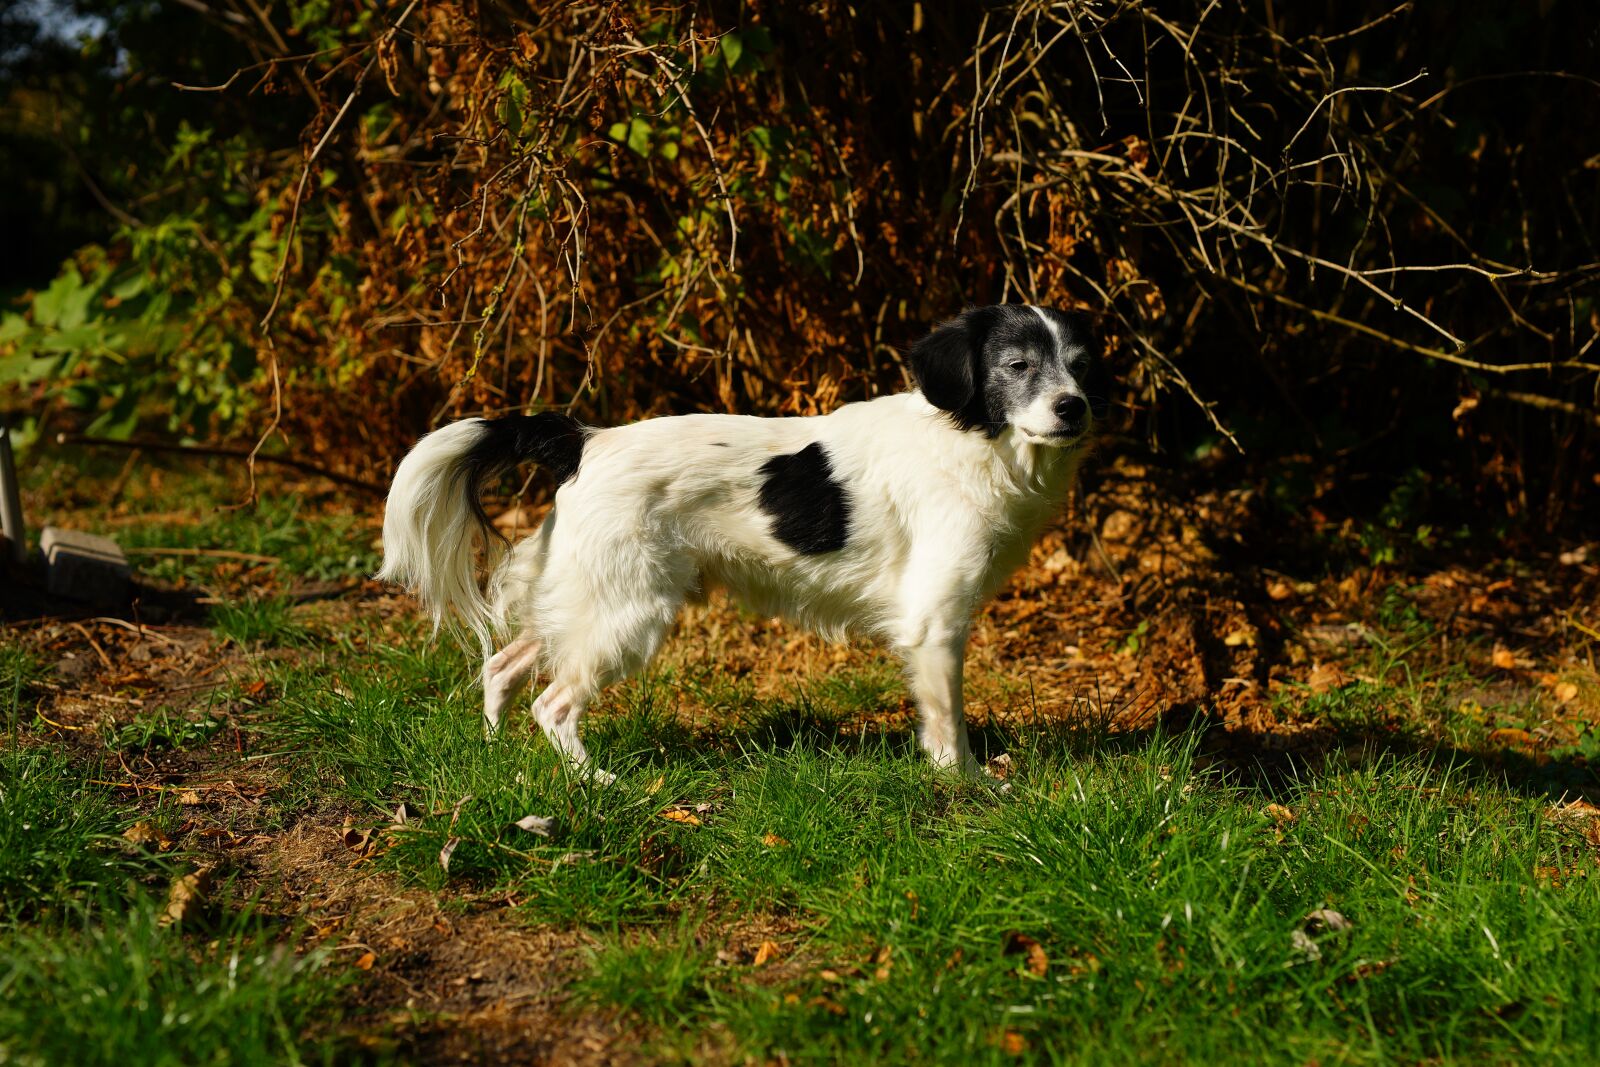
[1154,702,1599,803]
[588,690,1599,806]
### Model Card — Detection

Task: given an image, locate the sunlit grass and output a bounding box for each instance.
[257,635,1600,1063]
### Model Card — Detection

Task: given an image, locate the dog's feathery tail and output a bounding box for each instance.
[376,413,585,655]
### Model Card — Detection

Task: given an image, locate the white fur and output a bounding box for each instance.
[375,419,504,655]
[383,390,1088,779]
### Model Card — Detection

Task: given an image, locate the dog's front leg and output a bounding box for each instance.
[901,638,981,778]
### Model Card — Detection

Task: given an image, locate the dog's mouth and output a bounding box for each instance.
[1019,427,1085,447]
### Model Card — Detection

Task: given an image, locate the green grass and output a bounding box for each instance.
[0,731,350,1064]
[0,744,164,920]
[115,494,380,587]
[256,636,1600,1063]
[211,594,308,647]
[100,707,227,754]
[0,645,44,738]
[0,899,348,1066]
[576,923,720,1029]
[5,476,1596,1062]
[18,449,379,590]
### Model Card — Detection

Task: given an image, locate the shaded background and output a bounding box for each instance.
[2,0,1597,542]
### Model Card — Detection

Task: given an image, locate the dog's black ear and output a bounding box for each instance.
[910,308,992,430]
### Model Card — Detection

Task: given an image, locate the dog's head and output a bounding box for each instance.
[910,304,1106,446]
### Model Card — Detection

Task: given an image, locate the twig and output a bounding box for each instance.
[123,547,283,565]
[1483,388,1600,428]
[68,622,114,671]
[86,617,181,646]
[56,433,386,495]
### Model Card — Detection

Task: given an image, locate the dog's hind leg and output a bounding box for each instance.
[482,635,542,738]
[531,680,615,785]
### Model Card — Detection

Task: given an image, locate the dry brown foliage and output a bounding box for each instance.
[172,1,1599,522]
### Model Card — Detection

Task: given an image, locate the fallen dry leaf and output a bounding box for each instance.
[753,940,782,967]
[1545,799,1600,845]
[196,827,253,849]
[1347,959,1394,982]
[341,823,375,854]
[392,803,411,826]
[1264,803,1296,826]
[1548,798,1600,820]
[1555,682,1580,703]
[439,837,460,872]
[999,1030,1029,1055]
[491,505,545,533]
[160,866,215,927]
[1307,663,1350,694]
[177,789,203,806]
[1491,647,1517,670]
[551,850,593,869]
[1003,932,1048,977]
[1266,579,1293,601]
[355,951,376,971]
[1488,727,1535,747]
[659,809,701,826]
[123,821,173,852]
[762,832,789,848]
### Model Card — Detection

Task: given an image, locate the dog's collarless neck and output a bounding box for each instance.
[989,429,1079,493]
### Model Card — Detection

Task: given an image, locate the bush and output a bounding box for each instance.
[3,1,1596,528]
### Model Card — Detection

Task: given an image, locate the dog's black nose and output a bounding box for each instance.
[1054,395,1088,422]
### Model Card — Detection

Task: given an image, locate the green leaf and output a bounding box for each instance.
[499,93,523,137]
[32,325,106,353]
[86,395,139,440]
[720,32,744,70]
[0,353,61,386]
[625,117,652,158]
[32,268,95,330]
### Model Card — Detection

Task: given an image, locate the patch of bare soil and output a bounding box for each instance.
[250,812,640,1066]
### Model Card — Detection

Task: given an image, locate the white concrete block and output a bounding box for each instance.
[41,526,130,604]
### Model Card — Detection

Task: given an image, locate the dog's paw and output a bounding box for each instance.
[581,765,617,788]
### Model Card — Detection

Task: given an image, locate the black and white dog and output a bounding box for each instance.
[378,305,1104,781]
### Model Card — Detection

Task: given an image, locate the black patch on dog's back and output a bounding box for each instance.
[757,443,851,554]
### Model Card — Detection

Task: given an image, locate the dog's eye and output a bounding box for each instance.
[1008,360,1030,372]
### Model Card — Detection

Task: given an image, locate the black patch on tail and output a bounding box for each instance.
[464,412,588,539]
[757,442,851,554]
